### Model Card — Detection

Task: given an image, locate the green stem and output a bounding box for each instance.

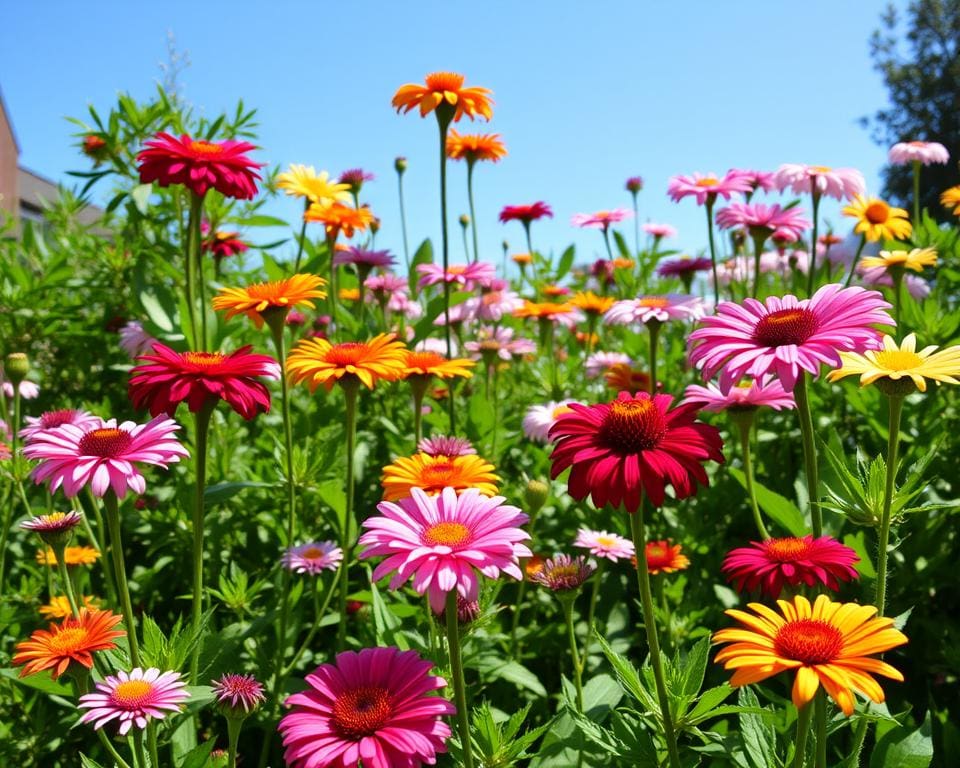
[793,374,822,537]
[445,589,475,768]
[601,225,614,262]
[793,702,813,768]
[751,232,768,298]
[11,388,21,458]
[561,597,584,712]
[412,387,425,446]
[103,492,139,666]
[580,559,605,667]
[283,573,338,676]
[735,415,771,539]
[632,193,640,258]
[461,222,471,262]
[337,381,360,649]
[704,198,720,306]
[293,199,309,272]
[147,723,160,768]
[326,233,339,339]
[807,189,822,297]
[843,235,867,288]
[227,716,243,768]
[524,223,539,299]
[815,691,828,768]
[398,170,411,273]
[185,193,204,350]
[467,160,480,264]
[189,403,214,685]
[846,718,869,768]
[630,505,682,768]
[54,548,81,617]
[131,730,148,768]
[892,269,904,328]
[491,366,500,459]
[875,394,903,617]
[647,321,660,395]
[912,161,921,227]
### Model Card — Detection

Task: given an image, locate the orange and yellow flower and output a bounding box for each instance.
[286,333,407,392]
[36,546,101,567]
[212,274,326,329]
[401,351,475,382]
[604,363,652,394]
[338,288,361,302]
[381,453,499,501]
[446,130,506,163]
[275,165,351,204]
[940,185,960,216]
[640,541,690,574]
[842,196,912,242]
[570,291,615,317]
[39,595,101,620]
[613,257,635,270]
[13,608,125,679]
[304,201,375,240]
[513,301,575,320]
[392,72,493,122]
[859,247,937,273]
[511,253,533,265]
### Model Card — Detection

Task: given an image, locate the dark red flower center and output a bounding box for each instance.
[182,351,226,368]
[774,619,844,665]
[598,399,666,454]
[41,409,80,428]
[762,537,812,562]
[78,428,132,458]
[752,308,818,347]
[189,140,224,156]
[331,685,393,739]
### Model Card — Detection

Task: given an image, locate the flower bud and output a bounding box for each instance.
[395,156,407,174]
[524,479,549,513]
[4,353,29,383]
[459,214,470,227]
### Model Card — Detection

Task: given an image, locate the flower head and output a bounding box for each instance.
[586,351,632,378]
[604,294,705,327]
[569,291,615,317]
[119,321,157,359]
[39,595,100,620]
[682,377,796,412]
[212,673,265,715]
[381,452,499,501]
[418,435,477,457]
[642,222,677,239]
[774,164,866,201]
[401,351,475,383]
[338,168,375,192]
[571,208,632,229]
[625,176,644,193]
[888,141,949,166]
[499,202,553,224]
[213,274,327,329]
[827,333,960,393]
[604,364,652,394]
[417,261,496,291]
[393,71,493,122]
[531,554,594,592]
[13,608,124,679]
[713,594,907,715]
[78,667,189,734]
[276,165,351,203]
[715,203,811,240]
[573,529,634,562]
[522,400,577,443]
[305,201,375,240]
[446,129,507,163]
[36,545,101,567]
[640,540,690,574]
[202,230,249,260]
[668,171,753,206]
[859,247,937,274]
[82,134,109,161]
[286,333,407,392]
[734,169,777,193]
[657,256,713,280]
[842,196,912,243]
[941,185,960,216]
[137,133,261,199]
[20,511,83,546]
[279,646,455,768]
[282,542,344,575]
[333,247,395,271]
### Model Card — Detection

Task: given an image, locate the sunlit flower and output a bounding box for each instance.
[400,351,475,384]
[78,667,189,734]
[119,320,157,359]
[585,351,632,378]
[446,129,506,162]
[392,71,493,122]
[213,274,327,329]
[940,185,960,216]
[604,364,652,394]
[21,410,98,443]
[20,511,83,546]
[842,196,912,242]
[339,288,361,302]
[202,228,249,260]
[657,256,713,280]
[1,378,39,399]
[282,541,344,575]
[888,141,949,166]
[469,289,525,322]
[604,295,704,326]
[333,247,396,271]
[417,435,477,457]
[82,134,109,162]
[499,202,553,224]
[464,326,535,360]
[827,333,960,393]
[276,165,351,204]
[39,594,100,619]
[212,673,265,715]
[305,201,375,240]
[774,164,865,201]
[574,528,634,562]
[338,168,375,193]
[13,608,124,679]
[522,400,577,443]
[859,247,937,274]
[532,554,594,591]
[715,203,811,241]
[137,133,261,199]
[286,333,407,392]
[638,540,690,574]
[642,222,677,239]
[513,300,579,324]
[733,169,777,194]
[511,253,533,264]
[417,261,496,291]
[682,377,795,412]
[569,291,615,317]
[571,209,632,229]
[668,170,752,206]
[381,452,499,501]
[36,545,101,567]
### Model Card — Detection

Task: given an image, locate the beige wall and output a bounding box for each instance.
[0,96,19,220]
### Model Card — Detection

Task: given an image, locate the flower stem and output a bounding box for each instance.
[912,160,921,227]
[891,268,904,328]
[632,193,640,258]
[843,235,867,288]
[293,199,309,272]
[793,373,822,537]
[601,225,614,262]
[183,196,201,350]
[580,559,605,668]
[326,232,339,340]
[283,573,338,676]
[54,547,81,617]
[524,223,539,299]
[561,597,584,713]
[647,321,661,395]
[846,718,869,768]
[807,189,822,297]
[704,199,720,306]
[875,394,904,617]
[103,492,139,667]
[189,403,214,685]
[751,232,767,298]
[793,702,813,768]
[337,380,360,650]
[187,192,206,349]
[147,723,161,768]
[398,169,411,273]
[445,589,475,768]
[629,504,682,768]
[735,415,771,539]
[467,159,480,264]
[227,715,243,768]
[436,112,457,433]
[814,691,828,768]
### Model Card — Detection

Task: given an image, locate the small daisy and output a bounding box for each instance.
[282,542,343,575]
[573,529,634,562]
[78,667,189,735]
[522,400,577,443]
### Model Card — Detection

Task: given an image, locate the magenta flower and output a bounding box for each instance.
[78,667,189,735]
[365,273,407,295]
[585,351,632,378]
[417,261,496,292]
[279,646,455,768]
[338,167,375,186]
[20,510,84,536]
[859,267,930,301]
[604,295,705,326]
[24,416,189,498]
[574,528,635,562]
[417,435,477,457]
[333,247,395,270]
[532,554,595,591]
[119,320,157,359]
[498,202,553,224]
[571,208,632,229]
[642,222,677,239]
[682,377,796,412]
[688,285,893,391]
[715,203,811,241]
[212,673,265,714]
[732,169,777,194]
[888,141,949,166]
[282,541,343,575]
[657,256,713,280]
[774,164,865,201]
[667,170,752,206]
[359,486,531,613]
[21,409,99,442]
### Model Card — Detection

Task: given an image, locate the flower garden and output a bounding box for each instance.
[1,70,959,768]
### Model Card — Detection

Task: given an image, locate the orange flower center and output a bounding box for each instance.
[864,202,891,224]
[525,555,545,577]
[599,399,666,454]
[809,165,832,174]
[189,140,224,155]
[332,685,393,739]
[752,308,818,347]
[447,265,467,276]
[479,340,502,352]
[425,72,465,92]
[324,342,370,366]
[301,547,326,559]
[46,627,89,654]
[406,352,447,372]
[908,141,926,147]
[111,679,155,709]
[418,461,458,489]
[638,297,670,308]
[422,521,471,547]
[774,619,844,665]
[695,177,719,187]
[763,537,811,561]
[182,351,226,367]
[79,428,133,458]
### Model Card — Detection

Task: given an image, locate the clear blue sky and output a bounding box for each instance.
[2,1,904,267]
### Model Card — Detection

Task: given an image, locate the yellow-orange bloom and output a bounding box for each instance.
[513,301,576,320]
[339,288,361,302]
[212,274,326,329]
[275,165,351,204]
[304,201,375,240]
[392,71,493,122]
[446,129,506,163]
[381,453,499,501]
[570,291,615,316]
[859,247,937,273]
[511,253,533,265]
[13,608,125,679]
[638,541,690,574]
[401,351,475,381]
[713,594,907,716]
[842,196,912,242]
[286,333,407,392]
[604,363,652,394]
[39,595,101,620]
[827,333,960,393]
[36,546,101,567]
[940,185,960,216]
[613,258,635,270]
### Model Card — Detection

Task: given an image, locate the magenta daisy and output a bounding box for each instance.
[212,673,265,715]
[20,510,83,535]
[667,170,752,206]
[657,256,713,280]
[722,535,860,598]
[417,435,477,457]
[24,416,189,498]
[888,141,949,166]
[118,320,157,359]
[774,164,865,201]
[682,377,795,412]
[279,646,455,768]
[359,486,531,613]
[78,667,189,735]
[688,284,894,391]
[642,222,677,239]
[282,542,344,575]
[586,351,632,379]
[573,528,635,562]
[417,261,496,292]
[522,400,577,443]
[715,203,811,241]
[731,169,777,194]
[20,409,99,442]
[570,209,632,229]
[333,247,396,271]
[364,273,408,295]
[604,295,705,326]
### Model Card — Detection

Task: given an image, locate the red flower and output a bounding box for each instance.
[137,132,262,199]
[549,391,723,511]
[499,202,553,224]
[129,343,279,420]
[202,230,249,259]
[82,135,109,162]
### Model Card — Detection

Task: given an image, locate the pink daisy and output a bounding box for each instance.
[522,400,577,443]
[585,351,632,378]
[282,542,344,575]
[24,416,189,498]
[469,289,524,322]
[333,247,396,271]
[667,170,752,206]
[715,203,811,241]
[859,267,930,301]
[365,273,408,296]
[688,285,894,391]
[731,169,777,194]
[573,528,635,562]
[774,164,866,201]
[279,646,455,768]
[119,320,157,359]
[21,409,99,442]
[464,327,534,361]
[212,673,265,714]
[417,261,496,292]
[2,378,39,399]
[657,256,713,280]
[682,377,796,412]
[721,535,860,598]
[531,554,595,591]
[78,667,189,735]
[498,202,553,224]
[570,208,633,229]
[604,295,705,326]
[359,486,531,613]
[417,435,477,457]
[388,292,423,321]
[888,141,949,166]
[642,222,677,239]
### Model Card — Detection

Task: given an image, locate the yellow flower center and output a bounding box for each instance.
[809,165,832,174]
[551,405,573,419]
[189,140,224,155]
[182,351,226,367]
[78,428,133,458]
[774,619,843,665]
[47,627,88,654]
[596,536,616,548]
[423,521,471,547]
[763,537,812,561]
[872,349,924,371]
[695,177,719,187]
[638,297,670,308]
[864,201,891,224]
[111,680,155,709]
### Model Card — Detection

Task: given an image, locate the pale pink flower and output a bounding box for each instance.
[585,351,632,378]
[604,295,705,326]
[464,327,532,361]
[282,542,343,575]
[859,267,931,300]
[417,435,477,457]
[682,377,796,412]
[78,667,189,735]
[715,203,811,240]
[571,208,633,229]
[1,378,39,399]
[774,164,865,201]
[415,337,461,357]
[667,170,753,206]
[574,528,635,562]
[888,141,950,166]
[642,222,677,239]
[365,273,408,295]
[417,262,496,291]
[522,400,577,443]
[469,289,524,322]
[21,409,99,442]
[388,291,423,320]
[732,169,777,193]
[118,320,157,359]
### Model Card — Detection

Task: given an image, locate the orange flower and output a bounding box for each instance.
[637,540,690,574]
[570,291,615,316]
[212,274,326,329]
[543,285,570,298]
[13,608,125,679]
[513,301,575,320]
[511,253,533,265]
[525,554,547,581]
[613,258,635,270]
[381,453,499,501]
[392,72,493,122]
[304,201,375,240]
[339,288,361,302]
[39,595,100,620]
[36,546,101,567]
[604,363,652,394]
[446,129,506,163]
[401,351,475,382]
[286,333,407,392]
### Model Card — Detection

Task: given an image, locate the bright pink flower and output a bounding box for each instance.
[774,164,865,201]
[657,256,713,279]
[722,535,860,598]
[888,141,949,166]
[667,170,752,206]
[417,435,477,457]
[464,326,534,361]
[359,486,530,613]
[682,377,795,412]
[78,667,189,735]
[732,169,777,193]
[642,222,677,239]
[20,510,84,536]
[119,320,157,359]
[212,673,265,714]
[585,351,632,378]
[338,167,375,187]
[417,261,496,291]
[499,202,553,224]
[137,132,262,200]
[202,230,249,259]
[571,208,632,229]
[279,646,455,768]
[282,542,343,575]
[574,528,635,562]
[333,247,395,270]
[604,295,705,326]
[715,203,811,240]
[24,416,189,498]
[21,409,99,442]
[365,274,408,295]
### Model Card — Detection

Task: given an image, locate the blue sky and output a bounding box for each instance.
[2,1,903,268]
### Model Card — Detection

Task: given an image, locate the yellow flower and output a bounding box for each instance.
[39,595,100,619]
[381,453,499,501]
[212,274,327,329]
[276,165,351,204]
[339,288,361,302]
[286,333,408,392]
[842,196,912,242]
[513,301,575,320]
[569,291,615,316]
[859,247,937,273]
[304,201,375,240]
[36,546,100,567]
[827,333,960,392]
[401,351,475,381]
[940,185,960,216]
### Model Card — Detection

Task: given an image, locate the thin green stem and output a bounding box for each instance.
[326,233,339,339]
[227,716,243,768]
[461,221,471,262]
[467,160,480,264]
[601,226,614,262]
[337,381,360,649]
[147,723,161,768]
[185,193,204,350]
[398,170,411,273]
[793,703,813,768]
[846,718,869,768]
[912,161,921,227]
[293,199,309,272]
[189,404,214,684]
[875,394,904,617]
[580,559,605,667]
[131,730,148,768]
[843,235,867,288]
[413,387,425,446]
[793,374,822,537]
[98,729,133,768]
[892,269,904,328]
[632,193,640,258]
[11,388,21,458]
[736,416,771,539]
[561,597,584,712]
[445,589,475,768]
[647,321,660,395]
[815,692,827,768]
[103,492,139,666]
[705,199,720,306]
[283,573,338,676]
[807,189,822,297]
[523,223,539,299]
[751,232,768,298]
[54,548,81,617]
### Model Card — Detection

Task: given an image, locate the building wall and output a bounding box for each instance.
[0,93,19,220]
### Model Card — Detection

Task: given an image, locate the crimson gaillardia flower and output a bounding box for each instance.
[137,133,262,199]
[722,536,860,597]
[688,285,894,391]
[24,416,188,498]
[446,129,507,162]
[549,391,724,511]
[279,646,455,768]
[213,274,327,329]
[499,202,553,224]
[713,594,907,716]
[359,487,530,613]
[129,343,279,419]
[78,667,190,734]
[667,170,752,206]
[286,333,407,392]
[392,71,493,122]
[381,452,499,501]
[13,608,124,679]
[212,673,266,716]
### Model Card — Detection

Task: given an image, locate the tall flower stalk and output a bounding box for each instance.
[396,157,411,271]
[792,373,822,536]
[102,493,140,667]
[188,402,214,684]
[337,379,360,649]
[731,411,771,540]
[445,589,475,768]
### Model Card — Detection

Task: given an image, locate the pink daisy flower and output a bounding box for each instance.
[573,528,635,562]
[2,378,39,399]
[464,327,532,361]
[682,377,796,412]
[642,222,677,239]
[688,285,894,391]
[417,435,477,457]
[333,247,395,271]
[604,295,705,326]
[282,542,344,575]
[279,646,455,768]
[888,141,949,166]
[21,409,99,442]
[498,202,553,224]
[731,169,777,194]
[119,321,157,359]
[415,337,460,357]
[212,673,265,714]
[388,292,423,321]
[571,208,633,229]
[667,170,752,206]
[78,667,189,735]
[531,554,595,592]
[359,486,531,613]
[721,535,860,598]
[657,256,713,280]
[774,164,865,201]
[859,267,930,301]
[522,400,577,443]
[24,416,189,498]
[585,351,632,378]
[469,289,524,322]
[417,262,496,292]
[715,203,811,241]
[365,273,408,296]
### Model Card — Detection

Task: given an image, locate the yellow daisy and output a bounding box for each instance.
[381,453,499,501]
[286,333,408,392]
[827,333,960,393]
[212,274,327,329]
[859,247,937,273]
[39,595,101,619]
[36,546,101,567]
[940,185,960,216]
[276,165,351,204]
[842,196,912,242]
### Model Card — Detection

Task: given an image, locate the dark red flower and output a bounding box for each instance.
[498,202,553,224]
[202,230,249,259]
[136,132,262,199]
[549,391,724,511]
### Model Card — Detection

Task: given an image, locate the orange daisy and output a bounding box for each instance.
[304,201,375,240]
[604,363,652,394]
[513,301,576,320]
[286,333,407,392]
[381,453,499,501]
[392,71,494,122]
[36,546,101,567]
[338,288,361,302]
[713,594,907,716]
[446,129,506,163]
[401,351,475,383]
[570,291,615,317]
[212,274,326,329]
[635,540,690,574]
[13,608,125,679]
[39,595,101,620]
[613,258,636,270]
[543,285,571,298]
[511,253,533,265]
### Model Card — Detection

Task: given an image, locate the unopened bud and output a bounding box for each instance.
[459,214,470,227]
[395,156,407,174]
[4,353,29,383]
[524,479,550,513]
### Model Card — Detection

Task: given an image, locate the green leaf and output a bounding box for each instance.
[370,581,408,649]
[0,667,72,696]
[204,481,277,506]
[869,712,933,768]
[316,479,347,534]
[738,687,778,768]
[131,183,153,215]
[140,290,175,333]
[612,229,631,258]
[237,214,289,228]
[80,756,107,768]
[490,660,548,697]
[555,245,575,280]
[409,239,433,294]
[595,632,656,710]
[677,637,710,698]
[685,684,735,724]
[728,467,807,536]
